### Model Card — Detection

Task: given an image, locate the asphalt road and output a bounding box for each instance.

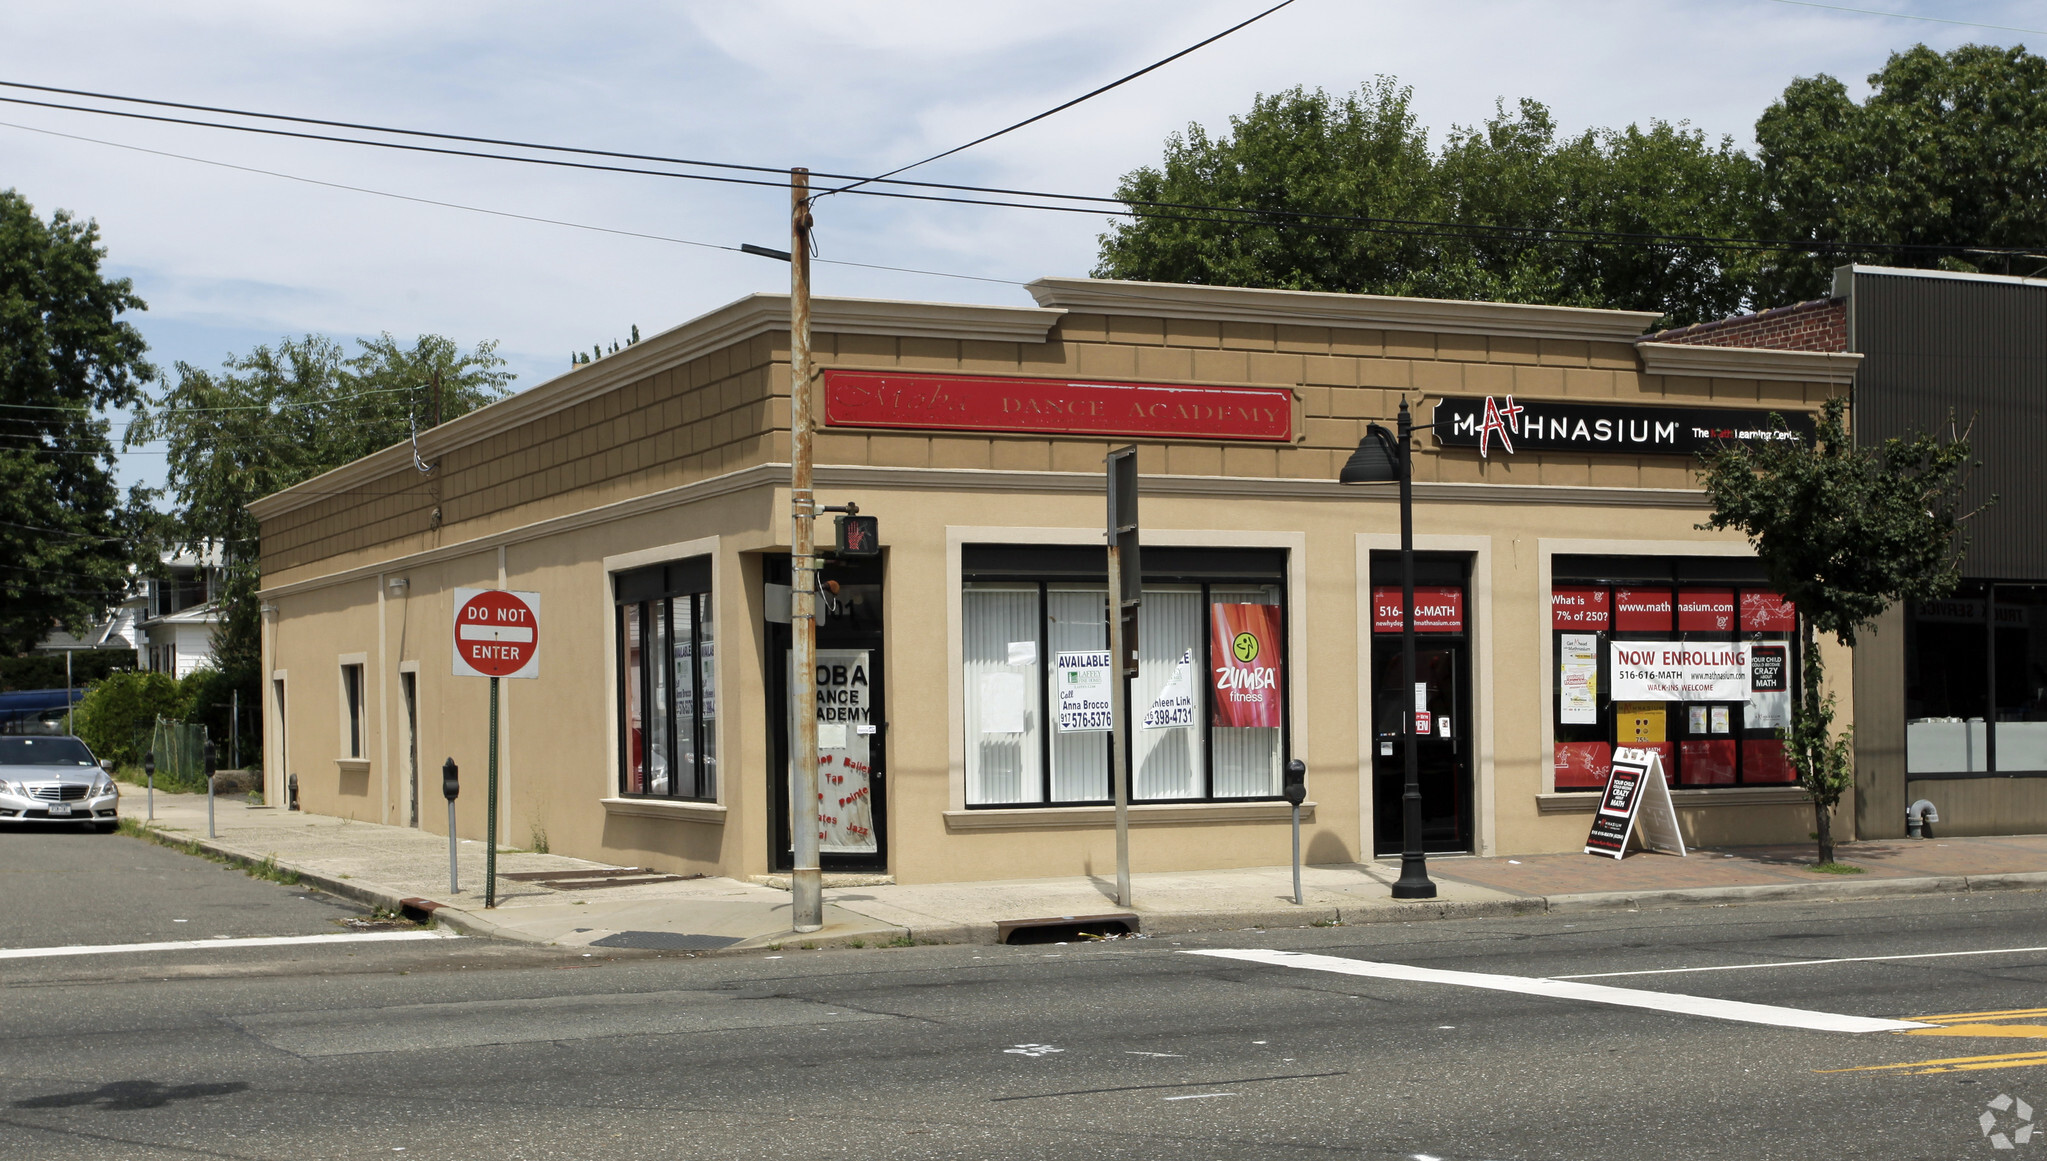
[3,839,2046,1160]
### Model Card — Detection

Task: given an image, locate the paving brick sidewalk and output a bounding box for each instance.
[121,786,2047,951]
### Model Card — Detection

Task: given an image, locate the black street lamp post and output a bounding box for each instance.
[1339,396,1438,900]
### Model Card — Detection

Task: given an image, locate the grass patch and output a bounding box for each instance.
[883,934,917,948]
[846,939,867,949]
[112,763,208,796]
[1811,862,1865,875]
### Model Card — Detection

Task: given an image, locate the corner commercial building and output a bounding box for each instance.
[254,278,1850,883]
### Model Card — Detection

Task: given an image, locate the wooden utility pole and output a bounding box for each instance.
[788,168,823,933]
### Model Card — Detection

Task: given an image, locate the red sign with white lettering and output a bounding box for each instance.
[1373,586,1464,633]
[1677,587,1735,632]
[452,588,541,679]
[1613,588,1673,632]
[1551,586,1610,630]
[821,370,1294,442]
[1740,590,1796,632]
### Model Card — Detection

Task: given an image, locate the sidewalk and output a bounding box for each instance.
[125,789,2047,952]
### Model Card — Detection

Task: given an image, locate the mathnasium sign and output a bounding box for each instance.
[1431,395,1814,458]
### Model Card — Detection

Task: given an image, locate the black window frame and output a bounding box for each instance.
[341,663,365,759]
[961,545,1291,807]
[614,557,716,802]
[1550,556,1800,791]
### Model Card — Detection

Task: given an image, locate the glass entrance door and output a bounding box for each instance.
[1371,641,1473,855]
[769,555,887,873]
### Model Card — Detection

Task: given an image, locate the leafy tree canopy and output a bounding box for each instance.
[128,333,511,677]
[1099,44,2047,324]
[0,189,156,653]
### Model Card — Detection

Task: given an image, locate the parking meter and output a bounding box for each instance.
[143,751,156,820]
[204,740,218,838]
[442,758,460,894]
[1284,759,1307,905]
[1283,758,1307,806]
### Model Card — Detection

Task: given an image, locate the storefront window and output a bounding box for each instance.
[962,546,1286,807]
[1907,584,2047,775]
[1552,559,1797,792]
[615,558,716,801]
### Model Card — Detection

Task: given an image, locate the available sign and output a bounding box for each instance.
[452,588,540,679]
[1584,746,1687,859]
[822,370,1294,442]
[1055,650,1114,732]
[1609,641,1749,702]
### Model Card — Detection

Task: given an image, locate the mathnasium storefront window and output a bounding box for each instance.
[1551,557,1798,791]
[615,557,716,801]
[961,546,1287,807]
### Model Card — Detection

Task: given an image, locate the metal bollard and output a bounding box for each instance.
[1283,759,1308,906]
[204,741,217,840]
[143,751,156,821]
[442,758,460,894]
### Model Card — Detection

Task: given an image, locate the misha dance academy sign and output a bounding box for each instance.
[822,370,1294,442]
[1585,747,1687,859]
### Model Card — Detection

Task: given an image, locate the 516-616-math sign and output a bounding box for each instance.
[452,588,541,679]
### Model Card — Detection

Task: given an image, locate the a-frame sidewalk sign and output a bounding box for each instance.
[1584,746,1687,859]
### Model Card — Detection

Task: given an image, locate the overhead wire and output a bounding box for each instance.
[819,0,1299,198]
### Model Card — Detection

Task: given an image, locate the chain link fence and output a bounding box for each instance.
[145,718,210,793]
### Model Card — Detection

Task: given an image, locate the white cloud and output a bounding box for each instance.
[0,0,2028,493]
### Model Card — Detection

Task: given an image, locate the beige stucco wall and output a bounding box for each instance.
[258,281,1854,883]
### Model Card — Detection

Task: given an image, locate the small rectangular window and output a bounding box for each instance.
[341,664,365,758]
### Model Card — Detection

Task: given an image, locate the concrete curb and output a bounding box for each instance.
[1540,871,2042,914]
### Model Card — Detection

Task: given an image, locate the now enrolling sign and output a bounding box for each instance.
[452,588,541,679]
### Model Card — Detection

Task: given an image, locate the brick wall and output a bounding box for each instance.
[1646,298,1847,352]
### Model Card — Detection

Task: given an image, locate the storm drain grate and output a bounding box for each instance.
[589,931,744,951]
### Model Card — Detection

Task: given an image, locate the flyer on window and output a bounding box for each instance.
[1210,604,1283,728]
[1142,649,1196,729]
[1558,632,1599,724]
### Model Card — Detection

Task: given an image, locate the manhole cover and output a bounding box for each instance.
[589,931,743,951]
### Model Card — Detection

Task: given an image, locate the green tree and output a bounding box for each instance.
[127,333,511,690]
[1698,397,1978,865]
[71,667,185,768]
[0,189,156,653]
[1751,43,2047,304]
[1095,81,1759,326]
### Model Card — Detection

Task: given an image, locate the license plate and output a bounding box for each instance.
[46,804,71,817]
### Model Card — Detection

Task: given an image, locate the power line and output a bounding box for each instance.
[2,80,2025,258]
[1763,0,2047,36]
[821,0,1298,198]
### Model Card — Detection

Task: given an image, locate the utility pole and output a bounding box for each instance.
[788,168,823,934]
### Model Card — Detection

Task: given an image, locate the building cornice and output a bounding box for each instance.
[258,460,1714,602]
[1026,277,1664,342]
[1635,340,1861,385]
[247,294,1065,522]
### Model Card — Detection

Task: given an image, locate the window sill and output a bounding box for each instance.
[600,797,727,823]
[334,758,370,776]
[1536,785,1810,814]
[944,800,1313,832]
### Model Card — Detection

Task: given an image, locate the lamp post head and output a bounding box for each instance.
[1338,424,1402,485]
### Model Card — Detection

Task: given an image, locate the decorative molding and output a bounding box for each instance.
[1028,276,1663,342]
[1635,341,1862,385]
[1536,786,1811,814]
[248,294,1065,521]
[819,464,1712,510]
[334,758,370,776]
[599,797,728,824]
[943,800,1313,831]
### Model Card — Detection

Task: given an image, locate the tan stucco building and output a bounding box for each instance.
[254,277,1859,884]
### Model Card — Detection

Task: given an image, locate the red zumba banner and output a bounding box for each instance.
[1211,603,1283,728]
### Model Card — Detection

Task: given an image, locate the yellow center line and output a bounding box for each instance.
[1824,1049,2047,1075]
[1911,1007,2047,1022]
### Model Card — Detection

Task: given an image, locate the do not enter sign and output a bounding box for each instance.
[452,588,541,679]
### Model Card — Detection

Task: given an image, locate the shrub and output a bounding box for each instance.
[71,669,187,766]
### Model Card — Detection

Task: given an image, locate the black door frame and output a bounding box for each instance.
[1368,551,1475,856]
[767,553,888,873]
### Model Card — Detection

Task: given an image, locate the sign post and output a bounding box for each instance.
[1584,747,1687,859]
[452,587,541,908]
[1106,446,1140,910]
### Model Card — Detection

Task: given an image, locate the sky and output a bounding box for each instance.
[0,0,2037,498]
